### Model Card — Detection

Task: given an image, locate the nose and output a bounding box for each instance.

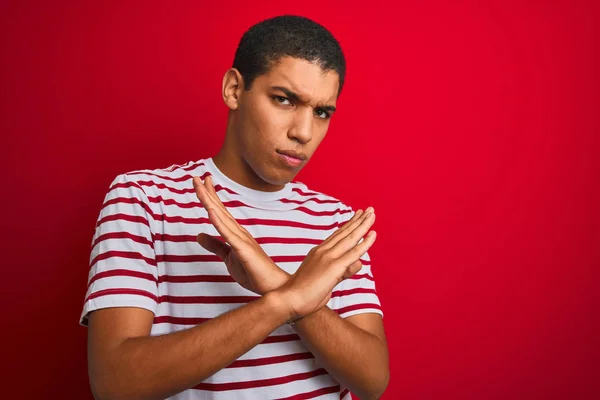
[287,108,313,144]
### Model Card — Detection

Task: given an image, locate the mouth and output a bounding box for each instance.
[276,150,307,168]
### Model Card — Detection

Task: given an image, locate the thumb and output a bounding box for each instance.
[342,260,363,280]
[197,233,230,260]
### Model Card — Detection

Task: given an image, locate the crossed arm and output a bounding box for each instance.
[87,176,389,400]
[88,289,388,400]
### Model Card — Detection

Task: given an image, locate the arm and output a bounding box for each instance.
[87,176,373,400]
[248,269,389,400]
[88,291,291,400]
[194,176,390,399]
[292,310,389,400]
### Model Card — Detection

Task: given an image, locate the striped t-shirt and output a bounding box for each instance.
[80,157,383,400]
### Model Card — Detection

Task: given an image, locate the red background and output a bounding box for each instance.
[1,1,598,399]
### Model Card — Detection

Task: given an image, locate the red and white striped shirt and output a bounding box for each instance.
[81,157,383,400]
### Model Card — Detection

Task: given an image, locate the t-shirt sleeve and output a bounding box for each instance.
[329,204,384,319]
[79,174,159,326]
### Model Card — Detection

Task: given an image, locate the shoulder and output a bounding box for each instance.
[107,159,208,197]
[122,159,207,184]
[289,179,354,222]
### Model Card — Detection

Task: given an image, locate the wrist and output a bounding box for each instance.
[286,315,305,325]
[262,290,294,325]
[290,305,327,327]
[269,268,291,292]
[256,265,290,295]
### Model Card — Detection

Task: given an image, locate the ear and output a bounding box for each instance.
[222,68,244,110]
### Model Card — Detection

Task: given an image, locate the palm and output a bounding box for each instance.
[222,248,254,293]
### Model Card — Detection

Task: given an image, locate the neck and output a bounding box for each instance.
[212,126,285,193]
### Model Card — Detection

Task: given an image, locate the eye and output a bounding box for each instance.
[315,109,331,120]
[273,96,291,106]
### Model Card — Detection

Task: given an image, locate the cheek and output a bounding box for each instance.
[244,102,286,147]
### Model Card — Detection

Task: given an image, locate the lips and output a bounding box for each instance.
[277,150,307,161]
[277,150,307,168]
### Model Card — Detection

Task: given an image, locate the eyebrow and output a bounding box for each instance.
[271,86,337,112]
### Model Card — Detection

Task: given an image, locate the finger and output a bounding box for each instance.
[204,176,230,216]
[336,230,377,268]
[329,207,373,245]
[326,207,374,251]
[194,176,221,212]
[201,176,248,231]
[194,177,246,237]
[334,209,365,237]
[205,176,255,241]
[330,212,376,257]
[205,207,247,251]
[320,209,364,249]
[319,231,376,288]
[205,175,219,201]
[197,233,230,260]
[193,176,211,206]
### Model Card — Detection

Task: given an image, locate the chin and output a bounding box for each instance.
[264,170,296,186]
[258,164,298,186]
[246,153,301,187]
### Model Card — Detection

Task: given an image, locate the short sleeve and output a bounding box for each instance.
[329,204,384,319]
[79,174,159,326]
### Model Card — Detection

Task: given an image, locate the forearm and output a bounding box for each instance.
[268,270,389,399]
[91,292,290,400]
[293,307,389,400]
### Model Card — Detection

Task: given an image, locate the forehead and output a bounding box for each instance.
[256,56,339,104]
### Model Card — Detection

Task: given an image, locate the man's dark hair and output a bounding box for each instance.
[232,15,346,96]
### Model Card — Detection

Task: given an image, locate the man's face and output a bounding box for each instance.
[233,56,340,187]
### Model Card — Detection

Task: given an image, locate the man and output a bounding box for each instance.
[82,15,389,400]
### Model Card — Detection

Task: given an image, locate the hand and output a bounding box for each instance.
[193,175,288,294]
[275,208,377,320]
